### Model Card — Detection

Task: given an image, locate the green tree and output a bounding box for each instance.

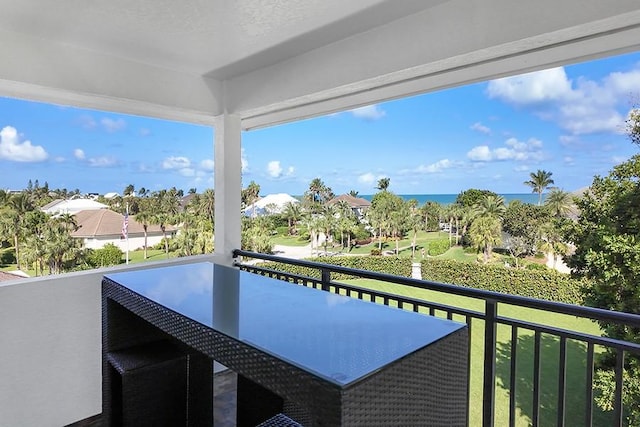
[544,188,574,218]
[282,202,302,235]
[468,195,505,263]
[566,154,640,425]
[419,201,442,232]
[134,210,153,259]
[348,189,359,197]
[455,189,498,209]
[304,178,334,212]
[503,201,550,255]
[524,169,555,205]
[376,177,390,191]
[469,215,502,264]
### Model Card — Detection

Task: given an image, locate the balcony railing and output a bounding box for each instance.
[233,249,640,427]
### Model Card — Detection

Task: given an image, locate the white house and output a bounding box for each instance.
[71,209,174,251]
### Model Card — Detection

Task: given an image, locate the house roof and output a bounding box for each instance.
[328,194,371,208]
[71,209,174,238]
[0,271,27,282]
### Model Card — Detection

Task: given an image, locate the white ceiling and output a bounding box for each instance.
[1,0,640,128]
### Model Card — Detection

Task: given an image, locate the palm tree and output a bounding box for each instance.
[376,177,390,191]
[524,170,555,205]
[197,189,215,226]
[469,216,502,264]
[473,195,506,219]
[151,213,172,257]
[544,189,574,218]
[5,193,34,269]
[135,211,152,259]
[348,190,359,197]
[468,194,506,263]
[282,202,302,235]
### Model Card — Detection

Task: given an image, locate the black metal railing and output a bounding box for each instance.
[233,249,640,427]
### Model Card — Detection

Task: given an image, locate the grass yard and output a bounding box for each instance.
[347,231,451,257]
[270,235,311,247]
[340,278,612,426]
[127,248,173,263]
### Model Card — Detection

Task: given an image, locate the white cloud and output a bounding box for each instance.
[514,164,529,172]
[414,159,455,173]
[179,168,195,177]
[74,148,85,160]
[101,117,126,133]
[467,146,492,161]
[358,172,387,185]
[350,105,386,120]
[200,159,214,172]
[266,160,295,178]
[487,67,573,105]
[467,137,544,162]
[0,126,48,162]
[78,115,97,130]
[267,160,283,178]
[470,122,491,134]
[88,156,117,167]
[138,128,152,137]
[487,65,640,135]
[162,156,191,170]
[241,148,248,172]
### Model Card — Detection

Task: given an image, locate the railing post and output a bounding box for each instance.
[483,299,497,427]
[321,268,331,292]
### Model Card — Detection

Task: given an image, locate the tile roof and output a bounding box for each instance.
[0,271,26,282]
[327,194,371,208]
[71,209,174,238]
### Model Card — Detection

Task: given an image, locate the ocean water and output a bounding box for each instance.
[359,193,542,206]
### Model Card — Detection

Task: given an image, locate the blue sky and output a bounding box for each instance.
[1,51,640,196]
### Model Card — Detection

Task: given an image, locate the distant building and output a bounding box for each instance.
[103,192,120,199]
[327,194,371,217]
[71,209,175,251]
[243,193,299,216]
[41,199,108,216]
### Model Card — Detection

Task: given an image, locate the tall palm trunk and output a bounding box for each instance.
[143,225,148,259]
[13,234,20,270]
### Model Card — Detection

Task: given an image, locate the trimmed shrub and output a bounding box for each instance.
[420,259,587,304]
[427,238,450,256]
[87,243,123,267]
[370,248,381,256]
[263,256,412,281]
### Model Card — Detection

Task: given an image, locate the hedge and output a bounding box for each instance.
[420,259,587,305]
[262,256,413,281]
[257,255,589,305]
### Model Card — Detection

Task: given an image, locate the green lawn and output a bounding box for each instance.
[270,235,311,247]
[347,231,451,256]
[340,278,612,426]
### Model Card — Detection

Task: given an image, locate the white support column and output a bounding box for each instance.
[213,113,242,266]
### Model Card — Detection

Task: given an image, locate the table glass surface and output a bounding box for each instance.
[105,262,465,386]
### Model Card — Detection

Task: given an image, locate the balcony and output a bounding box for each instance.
[1,251,639,426]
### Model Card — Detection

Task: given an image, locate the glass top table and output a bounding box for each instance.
[102,262,469,426]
